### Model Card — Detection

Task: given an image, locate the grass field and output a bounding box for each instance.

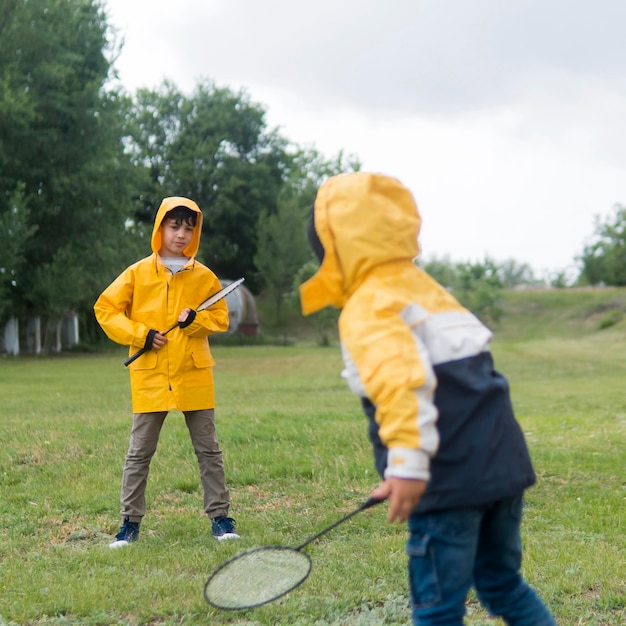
[1,288,625,625]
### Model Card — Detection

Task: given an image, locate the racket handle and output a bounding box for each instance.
[361,496,385,511]
[123,323,178,367]
[123,348,147,367]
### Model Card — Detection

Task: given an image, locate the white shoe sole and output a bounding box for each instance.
[109,539,131,549]
[215,532,240,541]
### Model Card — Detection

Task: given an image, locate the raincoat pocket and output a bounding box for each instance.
[129,350,157,370]
[190,345,215,369]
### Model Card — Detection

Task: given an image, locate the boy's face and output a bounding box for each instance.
[159,217,195,257]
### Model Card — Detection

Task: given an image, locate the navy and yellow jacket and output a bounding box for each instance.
[300,172,535,512]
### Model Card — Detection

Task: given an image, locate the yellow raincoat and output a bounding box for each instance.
[94,197,229,413]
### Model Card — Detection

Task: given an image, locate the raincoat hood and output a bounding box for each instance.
[151,196,203,258]
[300,172,421,315]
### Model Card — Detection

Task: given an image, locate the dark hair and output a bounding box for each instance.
[163,206,197,227]
[307,202,324,263]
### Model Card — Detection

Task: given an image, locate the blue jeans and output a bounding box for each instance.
[406,495,556,625]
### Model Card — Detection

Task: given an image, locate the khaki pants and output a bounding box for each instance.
[119,410,230,522]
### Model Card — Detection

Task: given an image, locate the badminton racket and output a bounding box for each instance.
[203,496,383,610]
[124,277,244,367]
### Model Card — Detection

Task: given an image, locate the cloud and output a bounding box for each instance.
[103,0,626,274]
[165,0,626,114]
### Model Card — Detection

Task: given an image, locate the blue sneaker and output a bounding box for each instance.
[109,516,140,549]
[212,516,240,541]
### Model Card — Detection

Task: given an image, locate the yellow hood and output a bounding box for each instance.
[300,173,421,315]
[151,196,203,258]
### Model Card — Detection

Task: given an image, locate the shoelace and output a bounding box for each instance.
[215,517,236,533]
[117,520,139,540]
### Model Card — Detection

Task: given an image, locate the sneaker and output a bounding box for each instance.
[109,516,140,549]
[211,516,240,541]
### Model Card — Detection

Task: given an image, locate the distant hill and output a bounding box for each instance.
[494,287,626,342]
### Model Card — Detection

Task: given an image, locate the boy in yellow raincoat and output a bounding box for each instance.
[300,173,556,625]
[94,197,239,547]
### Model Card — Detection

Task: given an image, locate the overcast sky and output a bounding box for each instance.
[103,0,626,278]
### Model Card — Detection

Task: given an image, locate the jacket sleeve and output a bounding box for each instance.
[93,268,151,349]
[180,299,229,338]
[341,312,439,482]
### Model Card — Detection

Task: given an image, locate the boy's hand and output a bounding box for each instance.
[371,477,427,524]
[144,329,167,351]
[177,307,197,328]
[151,332,168,350]
[178,308,192,323]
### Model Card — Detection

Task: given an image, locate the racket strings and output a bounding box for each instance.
[205,547,312,610]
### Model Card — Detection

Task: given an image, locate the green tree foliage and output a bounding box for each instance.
[254,148,360,323]
[286,147,361,200]
[579,204,626,286]
[498,258,537,289]
[418,255,458,290]
[291,260,340,346]
[420,255,504,325]
[0,0,362,350]
[454,258,503,325]
[126,81,291,291]
[0,0,139,335]
[0,187,37,324]
[254,196,310,323]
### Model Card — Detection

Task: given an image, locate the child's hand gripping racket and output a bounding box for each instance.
[203,496,383,610]
[123,278,244,367]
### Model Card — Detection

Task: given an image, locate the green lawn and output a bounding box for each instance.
[1,291,625,624]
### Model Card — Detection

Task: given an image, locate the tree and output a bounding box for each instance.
[291,260,339,346]
[419,256,503,325]
[497,259,537,289]
[579,204,626,286]
[419,255,458,289]
[454,258,503,325]
[0,0,140,339]
[127,81,292,291]
[254,196,310,323]
[0,187,36,325]
[0,1,365,347]
[286,146,361,200]
[254,147,360,323]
